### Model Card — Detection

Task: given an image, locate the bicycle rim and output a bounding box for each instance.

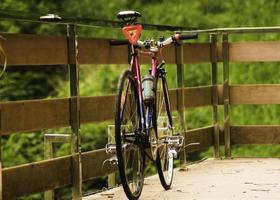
[147,106,158,161]
[154,75,174,189]
[115,70,144,200]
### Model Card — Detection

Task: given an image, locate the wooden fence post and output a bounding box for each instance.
[175,44,186,166]
[107,125,116,188]
[210,34,220,158]
[0,35,5,200]
[44,134,72,200]
[222,34,231,158]
[67,24,82,199]
[44,138,54,200]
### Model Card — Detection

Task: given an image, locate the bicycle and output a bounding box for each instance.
[106,10,197,200]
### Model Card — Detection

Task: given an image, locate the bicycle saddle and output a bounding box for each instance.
[117,10,141,23]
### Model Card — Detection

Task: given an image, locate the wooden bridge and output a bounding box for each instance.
[1,15,280,199]
[85,158,280,200]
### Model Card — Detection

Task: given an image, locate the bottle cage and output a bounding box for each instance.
[122,24,143,45]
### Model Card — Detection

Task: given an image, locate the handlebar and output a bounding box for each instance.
[110,33,198,48]
[174,33,198,41]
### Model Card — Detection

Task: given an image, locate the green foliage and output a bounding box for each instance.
[80,123,110,152]
[2,133,44,168]
[186,107,213,129]
[0,67,66,100]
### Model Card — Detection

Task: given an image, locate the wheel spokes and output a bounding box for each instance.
[155,76,174,189]
[116,71,144,198]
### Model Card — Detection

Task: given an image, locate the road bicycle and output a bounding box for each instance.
[106,10,197,200]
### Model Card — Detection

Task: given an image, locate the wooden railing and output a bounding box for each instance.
[1,25,280,199]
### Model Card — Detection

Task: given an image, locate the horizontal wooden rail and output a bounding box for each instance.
[217,84,280,105]
[231,125,280,145]
[78,37,128,64]
[3,149,115,199]
[0,95,116,135]
[3,84,280,135]
[229,84,280,105]
[0,87,212,135]
[169,86,212,109]
[184,126,214,153]
[3,155,72,199]
[184,86,212,107]
[229,42,280,62]
[0,33,128,65]
[0,33,68,65]
[2,33,280,66]
[82,149,116,181]
[183,43,211,63]
[0,98,70,135]
[0,33,209,65]
[80,95,115,123]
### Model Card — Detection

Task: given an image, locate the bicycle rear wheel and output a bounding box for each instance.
[154,75,174,190]
[115,70,145,200]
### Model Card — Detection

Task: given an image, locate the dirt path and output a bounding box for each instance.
[83,158,280,200]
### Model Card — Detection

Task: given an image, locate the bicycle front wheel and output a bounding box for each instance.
[154,75,174,190]
[115,70,145,200]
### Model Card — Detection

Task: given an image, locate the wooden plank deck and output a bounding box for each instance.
[83,158,280,200]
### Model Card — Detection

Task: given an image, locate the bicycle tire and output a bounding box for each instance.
[154,75,174,190]
[115,70,145,200]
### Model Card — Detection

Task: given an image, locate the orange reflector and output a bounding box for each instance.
[122,24,143,45]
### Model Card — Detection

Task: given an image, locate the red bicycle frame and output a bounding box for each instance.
[128,47,159,134]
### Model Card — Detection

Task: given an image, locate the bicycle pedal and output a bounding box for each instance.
[106,143,117,154]
[102,156,118,169]
[108,155,118,165]
[164,136,184,147]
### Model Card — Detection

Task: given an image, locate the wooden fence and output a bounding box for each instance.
[1,25,280,199]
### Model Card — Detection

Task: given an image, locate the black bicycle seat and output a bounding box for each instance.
[117,10,141,23]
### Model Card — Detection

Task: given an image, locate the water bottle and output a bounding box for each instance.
[142,74,155,105]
